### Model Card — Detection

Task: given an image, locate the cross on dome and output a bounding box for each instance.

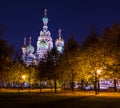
[29,36,32,44]
[24,37,26,46]
[44,9,47,17]
[42,9,48,26]
[58,29,62,39]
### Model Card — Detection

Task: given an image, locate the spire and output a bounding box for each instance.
[58,29,62,39]
[29,36,32,45]
[23,37,26,47]
[44,9,47,17]
[27,36,34,54]
[22,37,27,55]
[42,9,48,26]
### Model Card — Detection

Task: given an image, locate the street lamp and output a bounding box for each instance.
[22,75,26,80]
[97,69,101,75]
[95,69,101,95]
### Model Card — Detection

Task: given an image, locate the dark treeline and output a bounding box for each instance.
[0,23,120,92]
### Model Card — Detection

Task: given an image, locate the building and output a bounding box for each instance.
[22,9,64,66]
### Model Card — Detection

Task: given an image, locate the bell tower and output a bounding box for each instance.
[37,9,53,59]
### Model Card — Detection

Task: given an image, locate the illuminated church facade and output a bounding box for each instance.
[22,9,64,66]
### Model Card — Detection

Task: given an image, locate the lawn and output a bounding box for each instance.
[0,91,120,108]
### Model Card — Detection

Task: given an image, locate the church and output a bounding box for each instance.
[22,9,64,66]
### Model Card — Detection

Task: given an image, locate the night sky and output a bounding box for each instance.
[0,0,120,50]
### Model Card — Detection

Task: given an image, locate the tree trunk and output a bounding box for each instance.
[63,82,65,92]
[29,69,31,93]
[94,79,97,94]
[39,80,42,93]
[71,71,74,93]
[18,77,20,92]
[50,80,52,92]
[71,81,74,93]
[0,74,2,88]
[114,79,117,92]
[81,79,84,91]
[6,80,9,88]
[54,79,57,93]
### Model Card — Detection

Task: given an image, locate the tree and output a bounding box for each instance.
[0,25,14,88]
[61,35,80,92]
[102,24,120,92]
[37,48,62,93]
[0,39,14,88]
[27,64,37,92]
[81,31,105,92]
[46,48,63,93]
[9,61,28,91]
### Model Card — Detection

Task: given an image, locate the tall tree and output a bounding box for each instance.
[10,61,29,91]
[37,48,62,93]
[81,31,105,92]
[62,35,80,92]
[0,39,14,87]
[0,24,14,88]
[102,24,120,92]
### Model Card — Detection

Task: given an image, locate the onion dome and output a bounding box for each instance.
[42,17,48,24]
[27,45,34,54]
[39,40,48,49]
[55,29,64,46]
[42,9,48,26]
[55,29,64,53]
[27,37,34,54]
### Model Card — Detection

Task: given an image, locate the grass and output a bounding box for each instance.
[0,90,120,108]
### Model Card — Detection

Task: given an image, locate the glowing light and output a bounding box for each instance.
[97,69,101,74]
[22,75,26,79]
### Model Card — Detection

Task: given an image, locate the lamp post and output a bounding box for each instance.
[22,75,26,89]
[95,69,101,95]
